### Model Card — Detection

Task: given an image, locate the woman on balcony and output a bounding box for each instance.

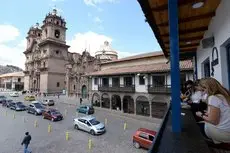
[196,77,230,144]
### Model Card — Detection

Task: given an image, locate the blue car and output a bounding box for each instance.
[76,105,94,115]
[0,95,6,104]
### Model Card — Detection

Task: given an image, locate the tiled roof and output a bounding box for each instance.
[88,60,193,76]
[0,71,24,78]
[101,51,164,64]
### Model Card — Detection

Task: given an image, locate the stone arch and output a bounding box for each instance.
[81,85,87,99]
[101,93,110,109]
[123,95,134,114]
[111,95,121,110]
[92,93,100,107]
[136,95,150,116]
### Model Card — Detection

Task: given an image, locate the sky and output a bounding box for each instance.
[0,0,160,69]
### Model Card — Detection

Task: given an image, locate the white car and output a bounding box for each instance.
[42,99,55,106]
[9,92,19,97]
[73,116,106,135]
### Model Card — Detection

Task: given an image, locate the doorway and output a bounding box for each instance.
[81,85,87,99]
[227,45,230,89]
[202,57,210,77]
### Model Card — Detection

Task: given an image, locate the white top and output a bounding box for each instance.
[208,95,230,132]
[191,91,207,103]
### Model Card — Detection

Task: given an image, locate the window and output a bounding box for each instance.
[73,85,75,90]
[45,29,47,37]
[202,57,210,77]
[102,78,109,86]
[38,33,41,37]
[112,77,120,87]
[26,56,29,60]
[56,50,59,55]
[43,50,47,54]
[94,78,98,85]
[149,135,154,141]
[124,77,132,86]
[139,76,145,85]
[57,82,60,87]
[152,75,165,87]
[139,132,148,140]
[54,29,60,38]
[43,62,46,67]
[18,78,21,82]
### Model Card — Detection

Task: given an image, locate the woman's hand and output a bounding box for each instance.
[196,111,203,118]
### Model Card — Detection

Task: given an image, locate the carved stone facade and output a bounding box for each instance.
[23,9,70,94]
[65,51,100,98]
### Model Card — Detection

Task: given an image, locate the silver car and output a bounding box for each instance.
[73,116,106,135]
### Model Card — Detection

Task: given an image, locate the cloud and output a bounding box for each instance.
[0,25,25,69]
[67,31,142,59]
[67,31,112,55]
[93,17,102,23]
[0,25,20,43]
[83,0,118,6]
[87,13,92,17]
[51,0,65,2]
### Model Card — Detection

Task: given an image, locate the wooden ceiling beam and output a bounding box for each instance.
[158,12,215,27]
[151,0,205,12]
[161,26,208,37]
[165,43,199,49]
[164,35,204,43]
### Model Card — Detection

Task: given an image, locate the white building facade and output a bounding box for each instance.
[195,0,230,89]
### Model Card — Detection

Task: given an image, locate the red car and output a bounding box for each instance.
[42,108,63,122]
[133,128,156,149]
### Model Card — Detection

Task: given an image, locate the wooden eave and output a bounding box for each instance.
[138,0,221,59]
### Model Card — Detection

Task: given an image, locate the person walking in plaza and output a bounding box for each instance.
[80,98,82,105]
[21,132,32,153]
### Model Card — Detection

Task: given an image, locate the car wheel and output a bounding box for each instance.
[27,110,30,113]
[74,124,79,130]
[51,118,54,122]
[35,112,38,116]
[43,115,45,119]
[90,130,95,135]
[133,141,140,149]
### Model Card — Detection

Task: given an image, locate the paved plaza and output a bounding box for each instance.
[0,93,160,153]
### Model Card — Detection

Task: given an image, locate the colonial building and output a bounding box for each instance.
[23,9,70,94]
[0,72,24,91]
[88,51,193,118]
[65,50,100,98]
[65,41,118,98]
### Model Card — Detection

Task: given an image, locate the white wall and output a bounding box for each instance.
[91,77,98,91]
[135,75,148,93]
[196,0,230,89]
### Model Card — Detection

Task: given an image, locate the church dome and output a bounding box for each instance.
[95,41,118,62]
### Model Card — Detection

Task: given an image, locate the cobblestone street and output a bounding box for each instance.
[0,93,160,153]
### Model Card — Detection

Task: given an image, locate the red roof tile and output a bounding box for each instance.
[88,60,193,76]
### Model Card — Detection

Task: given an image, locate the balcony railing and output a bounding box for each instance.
[98,84,135,93]
[148,85,171,94]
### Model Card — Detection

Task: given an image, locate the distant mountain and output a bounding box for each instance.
[0,65,23,75]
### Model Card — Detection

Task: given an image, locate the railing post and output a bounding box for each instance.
[168,0,181,133]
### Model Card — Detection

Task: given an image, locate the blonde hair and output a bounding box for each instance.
[199,77,230,105]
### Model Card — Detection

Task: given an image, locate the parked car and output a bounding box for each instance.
[27,102,45,115]
[76,105,94,115]
[22,91,27,94]
[9,102,27,111]
[42,108,63,121]
[24,95,35,101]
[132,128,156,149]
[2,99,13,107]
[0,95,6,104]
[73,116,105,135]
[9,92,19,97]
[42,99,55,106]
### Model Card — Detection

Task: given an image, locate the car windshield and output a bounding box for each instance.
[34,103,43,108]
[17,103,25,107]
[89,119,100,125]
[51,111,60,115]
[49,100,54,102]
[7,100,13,102]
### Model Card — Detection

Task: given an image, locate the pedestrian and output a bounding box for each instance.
[80,98,82,105]
[21,132,32,153]
[58,93,60,99]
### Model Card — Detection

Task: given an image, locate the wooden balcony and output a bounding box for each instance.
[98,85,135,93]
[148,85,171,94]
